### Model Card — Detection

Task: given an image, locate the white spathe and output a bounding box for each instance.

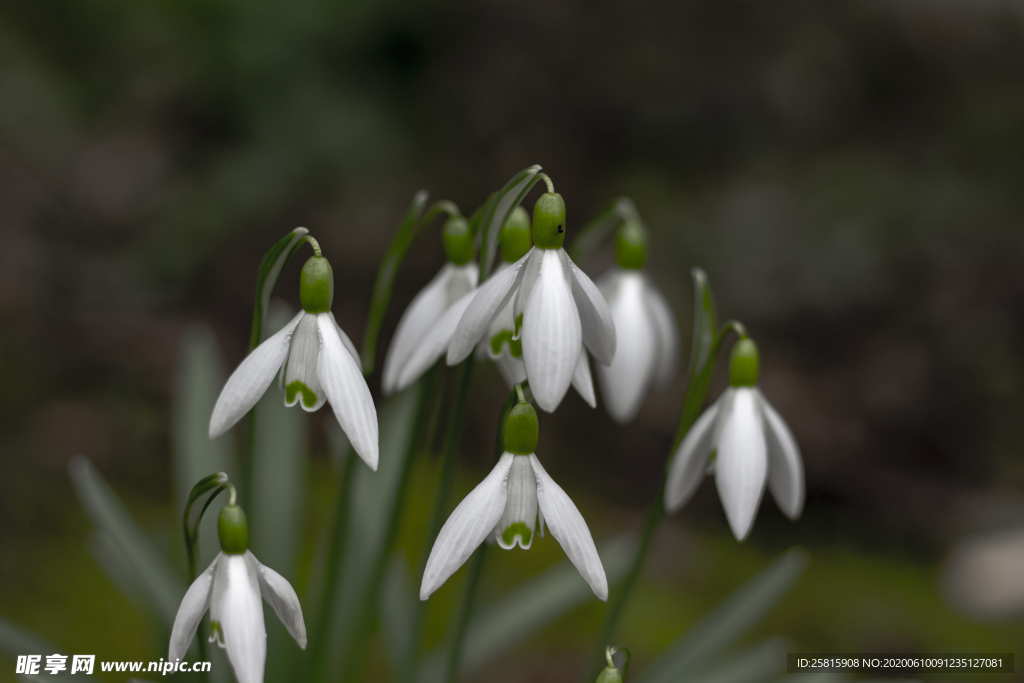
[209,311,379,470]
[447,248,615,412]
[420,453,607,601]
[169,552,306,683]
[596,269,678,423]
[382,263,478,394]
[664,387,804,540]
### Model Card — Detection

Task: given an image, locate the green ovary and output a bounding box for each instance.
[286,380,319,409]
[501,522,533,548]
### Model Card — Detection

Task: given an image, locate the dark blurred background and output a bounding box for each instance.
[2,0,1024,680]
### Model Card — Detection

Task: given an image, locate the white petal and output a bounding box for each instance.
[252,552,307,649]
[571,353,597,408]
[210,553,265,683]
[513,248,544,319]
[420,454,514,600]
[330,313,361,364]
[317,314,380,470]
[494,354,527,387]
[282,313,325,412]
[530,455,607,600]
[168,556,217,660]
[447,253,530,364]
[209,312,303,438]
[595,271,658,422]
[563,252,616,365]
[522,250,582,412]
[759,390,805,520]
[644,279,679,387]
[496,455,539,549]
[395,289,476,392]
[714,388,768,541]
[664,401,719,512]
[383,265,457,394]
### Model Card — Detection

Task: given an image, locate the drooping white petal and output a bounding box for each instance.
[330,313,361,364]
[644,280,679,387]
[209,553,265,683]
[447,253,530,364]
[251,552,307,649]
[513,248,544,319]
[169,555,218,661]
[282,314,325,412]
[758,390,805,520]
[395,289,476,392]
[664,400,719,512]
[316,314,380,470]
[496,455,539,549]
[530,455,607,600]
[571,353,597,408]
[522,250,582,412]
[420,454,514,600]
[596,271,658,422]
[713,388,768,541]
[209,312,303,438]
[563,252,616,365]
[383,264,476,394]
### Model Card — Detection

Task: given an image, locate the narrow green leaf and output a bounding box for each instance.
[638,549,807,683]
[688,268,717,378]
[381,559,416,676]
[478,165,543,278]
[68,456,183,623]
[361,191,430,374]
[248,227,310,349]
[687,638,787,683]
[418,534,638,683]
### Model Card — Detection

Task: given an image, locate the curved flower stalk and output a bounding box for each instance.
[664,338,804,540]
[209,247,379,469]
[170,501,306,683]
[420,398,607,600]
[596,222,678,422]
[448,192,616,412]
[382,215,478,394]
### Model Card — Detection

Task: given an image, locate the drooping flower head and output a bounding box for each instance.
[169,502,306,683]
[664,338,804,540]
[448,193,616,412]
[420,398,608,600]
[209,250,379,469]
[596,221,678,422]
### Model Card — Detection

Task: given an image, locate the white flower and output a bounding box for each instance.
[664,386,804,540]
[420,452,607,601]
[208,309,379,470]
[382,262,478,394]
[596,267,678,422]
[168,551,306,683]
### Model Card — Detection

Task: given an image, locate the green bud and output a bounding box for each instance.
[596,667,624,683]
[442,216,474,265]
[500,206,532,262]
[615,221,647,270]
[729,338,760,387]
[531,193,567,250]
[218,504,249,554]
[300,256,334,313]
[502,401,539,455]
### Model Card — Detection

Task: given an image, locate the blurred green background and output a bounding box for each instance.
[2,0,1023,681]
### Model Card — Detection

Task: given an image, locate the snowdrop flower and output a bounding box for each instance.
[596,221,678,422]
[448,193,616,412]
[420,400,607,600]
[664,339,804,540]
[382,216,478,393]
[169,504,306,683]
[209,253,379,469]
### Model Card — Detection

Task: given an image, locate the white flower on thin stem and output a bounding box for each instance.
[170,505,306,683]
[596,222,678,422]
[447,193,616,412]
[664,339,804,540]
[420,401,607,600]
[382,216,479,394]
[209,254,379,469]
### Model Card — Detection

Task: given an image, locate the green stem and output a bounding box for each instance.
[568,197,640,262]
[307,451,357,682]
[444,544,488,683]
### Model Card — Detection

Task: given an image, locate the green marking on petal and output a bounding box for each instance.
[490,330,511,355]
[508,337,523,359]
[501,522,533,547]
[286,380,319,409]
